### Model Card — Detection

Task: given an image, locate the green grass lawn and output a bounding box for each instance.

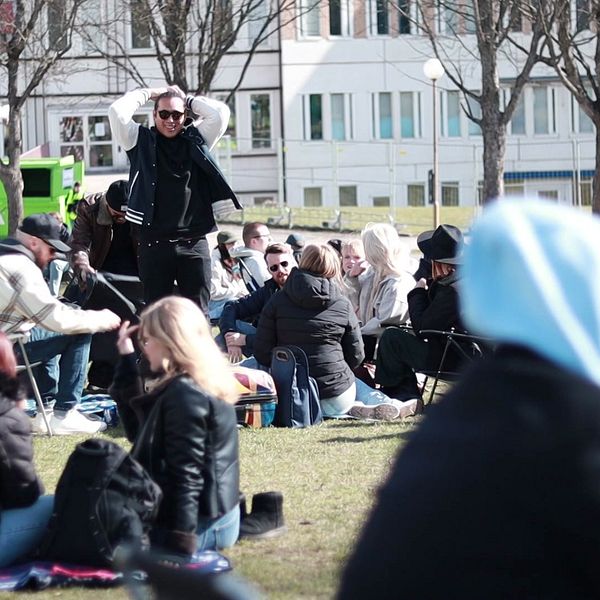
[0,418,420,599]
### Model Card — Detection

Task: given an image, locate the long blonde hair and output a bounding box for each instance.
[361,223,409,319]
[139,296,238,404]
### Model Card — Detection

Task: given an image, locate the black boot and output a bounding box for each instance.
[239,491,287,540]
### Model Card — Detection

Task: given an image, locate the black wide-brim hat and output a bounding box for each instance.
[417,224,463,265]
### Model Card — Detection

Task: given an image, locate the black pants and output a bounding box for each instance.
[375,327,431,400]
[138,238,211,316]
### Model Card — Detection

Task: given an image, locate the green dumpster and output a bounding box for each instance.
[0,156,85,237]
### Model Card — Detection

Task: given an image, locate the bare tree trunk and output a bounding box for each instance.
[593,125,600,214]
[481,120,506,202]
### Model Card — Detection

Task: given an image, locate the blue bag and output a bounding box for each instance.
[270,346,322,428]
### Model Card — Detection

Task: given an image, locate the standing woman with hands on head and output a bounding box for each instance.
[110,296,241,559]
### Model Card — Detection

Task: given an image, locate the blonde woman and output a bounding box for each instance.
[111,296,240,558]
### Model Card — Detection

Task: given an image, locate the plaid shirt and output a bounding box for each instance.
[0,251,115,335]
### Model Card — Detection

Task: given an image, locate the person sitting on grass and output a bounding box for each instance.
[112,296,240,557]
[0,331,53,567]
[219,243,296,363]
[374,224,466,406]
[208,230,248,321]
[345,223,414,368]
[341,239,369,314]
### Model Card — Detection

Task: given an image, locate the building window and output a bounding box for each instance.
[398,0,411,33]
[130,0,151,49]
[464,0,477,33]
[339,185,357,206]
[467,94,482,136]
[507,90,526,135]
[580,180,592,206]
[248,0,268,40]
[442,182,460,206]
[304,187,322,206]
[251,94,271,148]
[439,0,459,34]
[400,92,421,138]
[373,92,393,139]
[48,1,67,50]
[88,116,113,167]
[574,0,590,32]
[370,0,389,34]
[329,0,351,35]
[572,96,594,133]
[533,86,556,135]
[373,196,390,206]
[331,93,352,141]
[59,116,84,162]
[254,196,275,206]
[442,91,461,137]
[407,184,425,206]
[300,0,320,36]
[304,94,323,140]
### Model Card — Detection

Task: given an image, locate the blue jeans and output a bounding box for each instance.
[196,505,240,552]
[321,382,357,417]
[23,327,92,412]
[0,495,54,567]
[355,378,396,406]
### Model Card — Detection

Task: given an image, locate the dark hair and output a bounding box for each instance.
[153,90,185,112]
[264,242,293,259]
[217,242,236,275]
[0,332,24,401]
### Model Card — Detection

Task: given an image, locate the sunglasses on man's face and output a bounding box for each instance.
[157,110,184,121]
[269,261,289,273]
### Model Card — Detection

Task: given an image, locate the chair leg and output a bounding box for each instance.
[17,338,53,437]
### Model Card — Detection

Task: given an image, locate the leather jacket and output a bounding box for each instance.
[70,194,139,273]
[110,354,240,556]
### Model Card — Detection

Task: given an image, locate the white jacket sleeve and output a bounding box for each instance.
[0,257,117,335]
[108,89,150,151]
[188,96,230,150]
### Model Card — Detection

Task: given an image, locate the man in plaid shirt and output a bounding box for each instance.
[0,214,121,435]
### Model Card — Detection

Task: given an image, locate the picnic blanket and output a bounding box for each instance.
[0,551,230,591]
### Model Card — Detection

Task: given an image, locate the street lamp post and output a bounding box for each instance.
[423,58,445,229]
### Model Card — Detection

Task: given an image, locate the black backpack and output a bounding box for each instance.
[39,439,162,568]
[270,345,322,428]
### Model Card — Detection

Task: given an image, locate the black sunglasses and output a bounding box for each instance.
[269,261,289,273]
[157,110,184,121]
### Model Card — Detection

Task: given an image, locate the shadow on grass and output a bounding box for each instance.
[321,431,415,444]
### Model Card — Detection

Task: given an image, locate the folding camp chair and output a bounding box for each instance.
[418,328,493,405]
[9,333,53,436]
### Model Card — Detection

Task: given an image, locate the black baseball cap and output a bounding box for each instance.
[105,180,129,212]
[19,214,71,252]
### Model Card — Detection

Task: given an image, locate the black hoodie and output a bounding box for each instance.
[254,268,364,398]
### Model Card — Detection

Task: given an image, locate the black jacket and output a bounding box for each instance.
[254,268,364,398]
[407,270,466,370]
[126,125,241,230]
[339,347,600,599]
[110,354,239,557]
[219,279,279,354]
[0,395,44,510]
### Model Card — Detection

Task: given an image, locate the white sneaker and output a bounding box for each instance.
[31,410,54,434]
[50,408,107,435]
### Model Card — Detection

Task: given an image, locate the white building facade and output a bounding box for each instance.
[2,0,596,208]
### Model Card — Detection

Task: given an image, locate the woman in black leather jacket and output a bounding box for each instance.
[0,332,52,567]
[111,296,240,559]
